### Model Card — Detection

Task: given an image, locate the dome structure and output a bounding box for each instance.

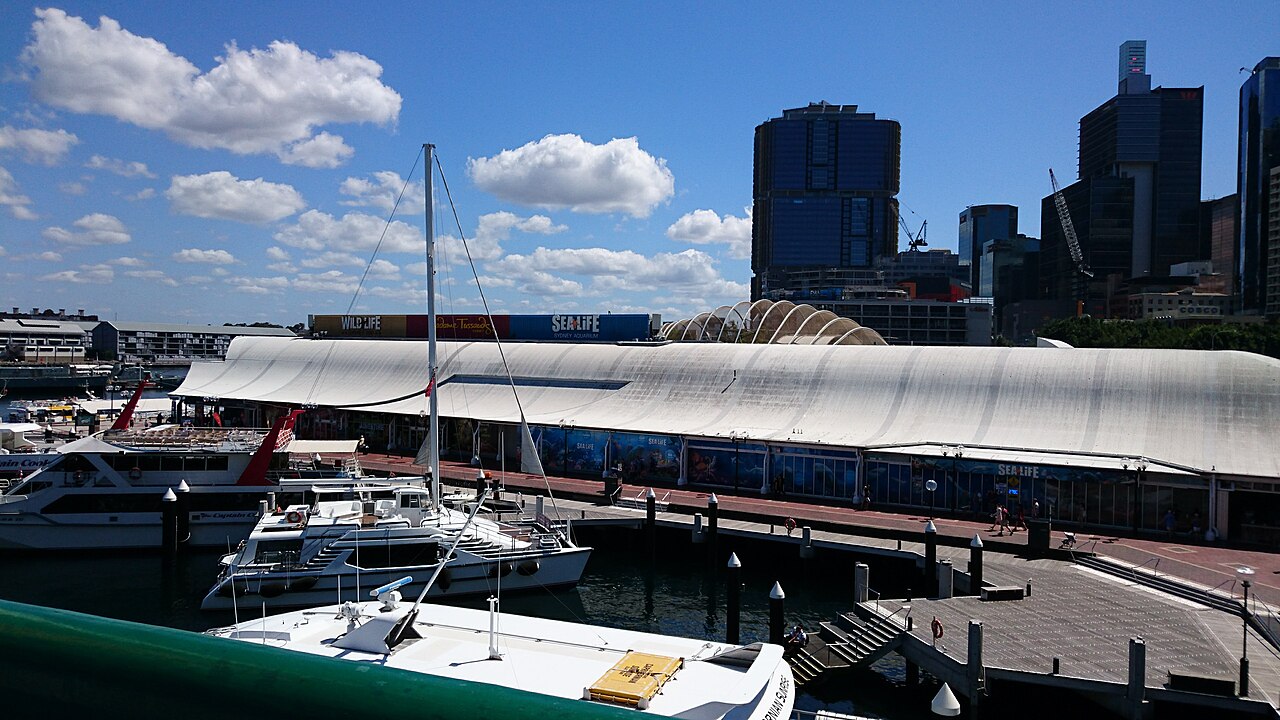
[661,299,886,345]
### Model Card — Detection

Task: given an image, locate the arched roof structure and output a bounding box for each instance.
[661,299,886,345]
[176,337,1280,480]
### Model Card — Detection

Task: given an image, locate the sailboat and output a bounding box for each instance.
[206,144,794,719]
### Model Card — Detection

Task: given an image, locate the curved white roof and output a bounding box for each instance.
[174,337,1280,480]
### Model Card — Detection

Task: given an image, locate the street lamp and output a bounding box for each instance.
[1238,566,1254,696]
[925,478,938,520]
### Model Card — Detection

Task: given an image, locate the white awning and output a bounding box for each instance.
[286,439,358,455]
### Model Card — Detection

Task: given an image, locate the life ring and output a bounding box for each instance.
[784,517,796,533]
[129,467,142,481]
[72,470,84,485]
[285,510,303,524]
[931,616,944,640]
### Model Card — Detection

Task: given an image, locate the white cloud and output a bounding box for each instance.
[274,209,421,254]
[126,188,156,201]
[300,251,363,269]
[226,275,290,295]
[174,248,237,264]
[85,154,156,178]
[265,246,290,261]
[666,208,752,259]
[59,181,87,195]
[30,251,61,261]
[487,246,747,300]
[278,132,353,168]
[438,211,568,264]
[266,261,297,273]
[38,263,114,283]
[166,171,305,223]
[21,8,401,164]
[109,256,146,267]
[467,134,674,218]
[124,269,178,287]
[292,270,359,293]
[339,171,425,215]
[42,213,130,246]
[368,259,400,278]
[0,166,36,219]
[0,125,78,165]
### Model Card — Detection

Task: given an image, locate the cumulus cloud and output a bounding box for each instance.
[437,211,567,264]
[42,213,130,246]
[486,246,747,300]
[265,246,290,261]
[166,171,305,223]
[21,8,401,164]
[274,209,421,253]
[468,134,674,218]
[126,188,156,201]
[666,208,752,259]
[278,132,353,168]
[38,263,114,283]
[226,275,291,295]
[0,166,36,219]
[109,256,146,267]
[85,154,156,178]
[0,125,78,165]
[174,248,237,264]
[339,171,425,215]
[124,269,178,287]
[59,181,87,195]
[300,251,363,269]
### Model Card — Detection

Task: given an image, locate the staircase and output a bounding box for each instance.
[782,611,906,687]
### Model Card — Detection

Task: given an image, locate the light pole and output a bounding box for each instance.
[1238,566,1254,696]
[925,478,938,520]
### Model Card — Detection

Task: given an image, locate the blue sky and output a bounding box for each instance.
[0,2,1273,326]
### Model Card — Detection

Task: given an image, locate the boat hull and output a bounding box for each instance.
[0,511,259,551]
[200,546,592,609]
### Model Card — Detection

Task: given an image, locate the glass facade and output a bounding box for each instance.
[959,205,1017,292]
[752,103,901,299]
[1238,58,1280,315]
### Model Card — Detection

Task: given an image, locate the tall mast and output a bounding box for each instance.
[424,143,440,509]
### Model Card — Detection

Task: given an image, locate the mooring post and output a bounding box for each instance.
[645,488,656,556]
[768,581,785,645]
[969,534,984,595]
[536,495,544,519]
[174,480,190,548]
[853,562,869,604]
[924,519,938,598]
[937,559,953,599]
[726,553,742,644]
[707,494,719,566]
[966,620,984,716]
[160,488,177,557]
[800,526,815,559]
[1126,637,1146,720]
[692,513,704,543]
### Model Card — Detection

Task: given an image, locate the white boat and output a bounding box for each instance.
[205,586,794,720]
[204,145,790,717]
[200,482,590,610]
[0,385,418,550]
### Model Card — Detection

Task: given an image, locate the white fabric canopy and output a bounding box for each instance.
[286,439,358,454]
[174,336,1280,480]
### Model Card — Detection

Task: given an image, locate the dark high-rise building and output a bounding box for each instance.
[1267,166,1280,316]
[1201,194,1238,298]
[1039,41,1202,315]
[959,204,1017,292]
[1237,57,1280,316]
[751,102,901,299]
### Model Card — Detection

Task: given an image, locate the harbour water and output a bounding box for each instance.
[0,524,931,719]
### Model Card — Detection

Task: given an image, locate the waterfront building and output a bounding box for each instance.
[751,102,901,299]
[1041,41,1203,316]
[1200,195,1238,299]
[91,322,294,364]
[309,313,659,342]
[0,318,92,363]
[959,205,1017,292]
[1237,57,1280,316]
[175,337,1280,545]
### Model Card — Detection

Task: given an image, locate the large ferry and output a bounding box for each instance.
[0,384,402,550]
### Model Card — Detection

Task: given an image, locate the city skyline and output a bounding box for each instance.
[0,2,1273,325]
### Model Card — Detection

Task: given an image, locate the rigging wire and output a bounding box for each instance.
[346,148,424,315]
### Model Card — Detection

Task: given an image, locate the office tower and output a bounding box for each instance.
[752,102,901,299]
[1267,167,1280,316]
[1201,195,1238,298]
[959,204,1018,292]
[1040,41,1202,313]
[1237,57,1280,316]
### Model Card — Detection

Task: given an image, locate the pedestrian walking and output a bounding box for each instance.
[989,504,1004,533]
[1163,509,1175,536]
[1032,499,1041,518]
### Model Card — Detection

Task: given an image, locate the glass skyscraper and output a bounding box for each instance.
[751,102,901,299]
[1237,57,1280,316]
[959,204,1018,292]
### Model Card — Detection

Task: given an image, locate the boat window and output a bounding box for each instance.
[136,456,162,472]
[6,479,51,496]
[42,494,161,514]
[252,539,303,565]
[350,540,439,570]
[401,493,424,509]
[187,492,266,511]
[207,456,229,472]
[160,456,184,472]
[183,456,207,472]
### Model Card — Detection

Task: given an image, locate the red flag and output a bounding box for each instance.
[212,412,223,427]
[424,377,436,397]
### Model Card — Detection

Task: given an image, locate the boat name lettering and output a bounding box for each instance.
[550,314,599,335]
[340,315,382,331]
[763,673,790,720]
[996,464,1039,478]
[0,455,59,470]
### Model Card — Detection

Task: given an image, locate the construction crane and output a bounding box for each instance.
[899,216,928,252]
[1049,168,1094,316]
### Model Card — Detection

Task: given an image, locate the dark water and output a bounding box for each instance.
[0,525,939,719]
